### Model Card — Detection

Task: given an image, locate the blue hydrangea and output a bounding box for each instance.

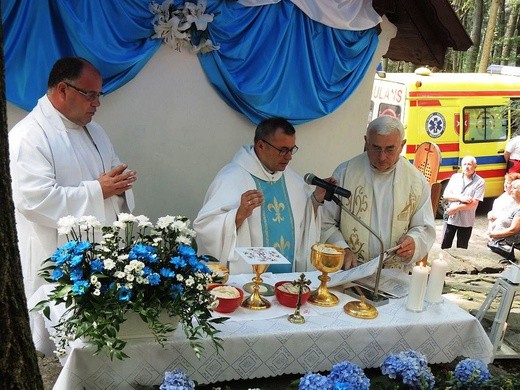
[299,372,330,390]
[160,369,195,390]
[381,350,435,390]
[454,358,491,388]
[327,361,370,390]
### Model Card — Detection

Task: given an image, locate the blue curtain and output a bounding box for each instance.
[2,0,161,111]
[2,0,379,124]
[201,1,379,124]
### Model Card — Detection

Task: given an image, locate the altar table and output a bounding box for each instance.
[30,272,493,390]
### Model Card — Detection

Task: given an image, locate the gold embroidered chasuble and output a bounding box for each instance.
[339,154,423,261]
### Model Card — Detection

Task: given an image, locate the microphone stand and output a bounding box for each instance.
[328,193,389,306]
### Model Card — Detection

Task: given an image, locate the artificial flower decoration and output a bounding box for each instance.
[150,0,219,53]
[34,214,225,360]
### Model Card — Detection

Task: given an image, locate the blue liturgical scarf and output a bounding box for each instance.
[251,175,295,273]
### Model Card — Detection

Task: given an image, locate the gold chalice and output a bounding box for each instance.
[308,243,345,307]
[241,263,271,310]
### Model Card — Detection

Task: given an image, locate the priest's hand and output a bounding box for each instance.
[235,189,264,229]
[395,235,415,261]
[99,164,137,199]
[342,248,358,269]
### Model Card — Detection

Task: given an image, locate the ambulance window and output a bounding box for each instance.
[378,103,401,120]
[463,106,507,142]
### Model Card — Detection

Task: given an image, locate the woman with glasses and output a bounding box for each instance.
[194,117,328,274]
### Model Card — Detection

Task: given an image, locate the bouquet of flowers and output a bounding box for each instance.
[150,0,219,53]
[34,213,226,360]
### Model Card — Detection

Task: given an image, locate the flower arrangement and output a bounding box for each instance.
[150,0,219,53]
[34,214,226,360]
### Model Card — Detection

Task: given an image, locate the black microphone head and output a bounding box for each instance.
[304,173,315,184]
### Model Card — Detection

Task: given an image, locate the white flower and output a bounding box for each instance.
[136,215,152,227]
[79,215,101,229]
[118,213,137,223]
[157,215,177,229]
[176,274,184,282]
[114,271,126,279]
[113,221,126,229]
[183,0,213,31]
[93,289,101,296]
[185,276,195,287]
[193,38,220,54]
[57,216,77,235]
[90,275,98,284]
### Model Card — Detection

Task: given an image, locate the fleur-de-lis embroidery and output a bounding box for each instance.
[267,196,285,223]
[273,235,290,255]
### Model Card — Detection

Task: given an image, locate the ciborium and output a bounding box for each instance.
[308,243,345,307]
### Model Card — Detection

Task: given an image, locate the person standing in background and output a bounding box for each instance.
[441,156,484,249]
[9,57,136,299]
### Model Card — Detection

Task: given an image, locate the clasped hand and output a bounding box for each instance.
[99,164,137,199]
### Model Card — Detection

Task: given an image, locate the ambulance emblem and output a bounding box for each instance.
[425,112,446,138]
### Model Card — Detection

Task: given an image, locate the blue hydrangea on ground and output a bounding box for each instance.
[381,350,435,389]
[160,369,195,390]
[453,358,491,388]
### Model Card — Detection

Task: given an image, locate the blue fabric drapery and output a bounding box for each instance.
[201,1,379,124]
[2,0,161,111]
[2,0,379,124]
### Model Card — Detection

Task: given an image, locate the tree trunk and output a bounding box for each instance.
[465,0,484,72]
[501,1,519,65]
[478,0,502,72]
[0,11,45,390]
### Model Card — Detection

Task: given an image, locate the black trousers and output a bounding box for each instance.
[441,223,473,249]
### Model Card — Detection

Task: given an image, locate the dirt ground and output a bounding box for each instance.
[37,203,520,389]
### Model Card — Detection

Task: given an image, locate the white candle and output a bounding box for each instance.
[406,265,429,311]
[425,257,449,303]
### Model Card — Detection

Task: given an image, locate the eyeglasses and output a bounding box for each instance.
[366,145,399,156]
[261,139,299,156]
[64,82,103,102]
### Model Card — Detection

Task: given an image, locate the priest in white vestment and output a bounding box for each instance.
[321,116,435,270]
[9,57,136,300]
[194,117,327,274]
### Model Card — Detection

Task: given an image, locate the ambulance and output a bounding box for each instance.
[369,65,520,205]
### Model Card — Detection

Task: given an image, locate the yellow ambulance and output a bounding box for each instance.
[369,65,520,203]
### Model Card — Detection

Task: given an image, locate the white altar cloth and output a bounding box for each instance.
[30,272,493,390]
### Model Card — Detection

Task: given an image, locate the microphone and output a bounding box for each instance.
[304,173,351,198]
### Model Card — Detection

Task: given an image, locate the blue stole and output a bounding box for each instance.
[251,175,295,273]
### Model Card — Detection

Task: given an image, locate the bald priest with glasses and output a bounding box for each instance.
[321,116,436,271]
[194,117,330,274]
[9,56,136,299]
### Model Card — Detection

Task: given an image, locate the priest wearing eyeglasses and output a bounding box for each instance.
[321,116,436,271]
[9,56,136,300]
[194,117,329,274]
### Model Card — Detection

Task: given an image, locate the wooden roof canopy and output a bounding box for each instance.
[372,0,473,68]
